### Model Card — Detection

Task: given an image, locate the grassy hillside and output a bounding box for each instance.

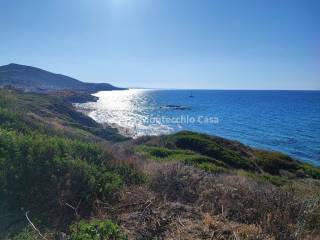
[0,89,127,142]
[0,89,319,240]
[135,131,320,185]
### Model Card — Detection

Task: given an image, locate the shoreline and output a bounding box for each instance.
[72,90,139,139]
[73,89,320,167]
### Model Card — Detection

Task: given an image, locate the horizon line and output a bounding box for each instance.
[126,87,320,91]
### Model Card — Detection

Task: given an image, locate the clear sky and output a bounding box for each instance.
[0,0,319,90]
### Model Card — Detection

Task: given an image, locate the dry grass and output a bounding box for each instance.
[97,141,320,239]
[110,160,319,240]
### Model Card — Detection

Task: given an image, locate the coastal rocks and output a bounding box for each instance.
[49,90,99,103]
[160,105,191,110]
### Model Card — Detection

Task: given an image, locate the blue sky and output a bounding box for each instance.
[0,0,319,89]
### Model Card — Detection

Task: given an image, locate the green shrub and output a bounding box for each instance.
[254,150,299,175]
[167,132,255,170]
[12,228,40,240]
[301,164,320,179]
[108,164,147,185]
[196,162,228,173]
[149,147,171,158]
[0,129,123,221]
[70,219,127,240]
[0,108,30,133]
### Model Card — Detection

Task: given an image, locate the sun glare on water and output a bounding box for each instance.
[83,89,172,138]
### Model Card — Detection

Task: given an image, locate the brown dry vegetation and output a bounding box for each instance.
[105,149,320,240]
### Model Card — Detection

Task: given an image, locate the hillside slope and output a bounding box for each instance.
[0,90,319,240]
[0,63,125,92]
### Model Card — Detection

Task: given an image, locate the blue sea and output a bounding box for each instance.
[77,89,320,165]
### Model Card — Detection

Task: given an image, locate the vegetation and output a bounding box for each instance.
[135,145,229,173]
[0,89,127,142]
[69,219,127,240]
[149,163,320,239]
[0,90,141,238]
[0,129,124,221]
[12,227,40,240]
[135,131,320,184]
[1,89,320,239]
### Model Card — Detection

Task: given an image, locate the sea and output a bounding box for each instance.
[76,89,320,166]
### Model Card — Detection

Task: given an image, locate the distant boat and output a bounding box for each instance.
[189,91,194,98]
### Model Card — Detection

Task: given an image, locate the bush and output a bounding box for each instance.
[301,164,320,179]
[0,129,123,222]
[108,164,147,185]
[167,132,256,170]
[12,228,40,240]
[70,219,127,240]
[254,150,299,175]
[151,163,202,203]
